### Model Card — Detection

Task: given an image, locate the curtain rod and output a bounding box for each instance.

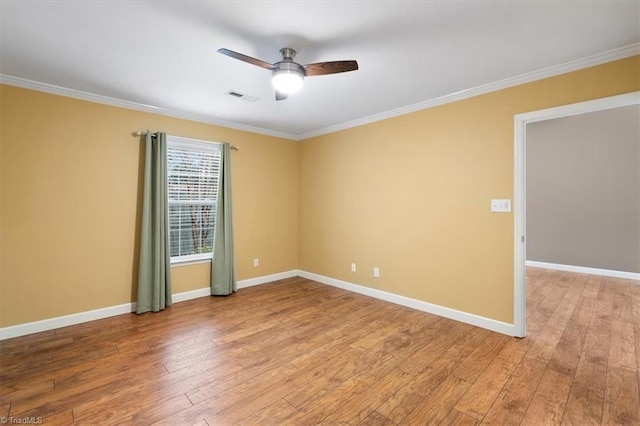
[133,131,239,151]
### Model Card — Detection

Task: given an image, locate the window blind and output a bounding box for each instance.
[167,138,221,263]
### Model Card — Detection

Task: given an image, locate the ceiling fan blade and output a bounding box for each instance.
[303,60,359,76]
[217,48,274,70]
[275,91,288,101]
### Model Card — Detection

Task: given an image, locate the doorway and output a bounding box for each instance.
[513,91,639,337]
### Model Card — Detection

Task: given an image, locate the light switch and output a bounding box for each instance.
[491,199,511,212]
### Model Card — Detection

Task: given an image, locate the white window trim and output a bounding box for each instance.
[168,135,221,153]
[167,135,222,266]
[170,253,212,266]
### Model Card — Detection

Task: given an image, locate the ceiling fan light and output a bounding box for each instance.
[272,69,304,94]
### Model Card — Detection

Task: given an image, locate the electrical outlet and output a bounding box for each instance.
[491,199,511,212]
[351,263,357,272]
[253,258,259,267]
[373,267,380,278]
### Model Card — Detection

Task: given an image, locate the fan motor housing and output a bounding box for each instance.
[273,60,306,76]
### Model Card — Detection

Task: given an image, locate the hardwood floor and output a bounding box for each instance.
[1,268,638,425]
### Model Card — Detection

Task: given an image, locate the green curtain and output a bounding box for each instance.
[211,143,237,295]
[136,132,172,314]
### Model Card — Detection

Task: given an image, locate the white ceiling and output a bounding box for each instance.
[1,1,638,139]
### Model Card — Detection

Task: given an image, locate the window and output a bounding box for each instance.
[167,136,221,264]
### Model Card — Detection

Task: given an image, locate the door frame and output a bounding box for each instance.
[513,91,639,338]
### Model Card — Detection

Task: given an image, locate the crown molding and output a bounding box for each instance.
[298,43,640,140]
[0,74,299,141]
[2,43,638,142]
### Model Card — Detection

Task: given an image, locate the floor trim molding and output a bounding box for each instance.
[238,270,298,289]
[297,270,516,337]
[0,270,299,340]
[2,268,521,340]
[0,303,137,341]
[526,261,640,281]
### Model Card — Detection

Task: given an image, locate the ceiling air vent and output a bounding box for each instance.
[226,90,258,102]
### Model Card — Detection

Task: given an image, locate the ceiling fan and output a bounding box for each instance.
[218,47,358,101]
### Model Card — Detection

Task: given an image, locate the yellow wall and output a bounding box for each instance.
[0,85,298,327]
[298,56,639,324]
[1,56,638,329]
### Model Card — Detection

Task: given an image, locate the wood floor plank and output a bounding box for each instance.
[357,410,396,426]
[287,302,401,371]
[1,402,10,419]
[528,273,586,360]
[526,272,573,335]
[454,342,524,420]
[608,319,637,370]
[602,365,640,425]
[581,274,603,300]
[31,409,74,426]
[203,367,311,425]
[8,364,158,418]
[0,354,53,386]
[372,358,453,423]
[612,292,633,322]
[562,380,604,425]
[633,291,640,326]
[236,398,298,426]
[319,367,416,424]
[481,357,548,425]
[633,290,640,397]
[398,320,474,376]
[547,321,588,377]
[596,279,615,303]
[188,420,209,426]
[279,373,378,424]
[187,363,299,407]
[452,332,510,382]
[0,272,637,425]
[572,294,597,326]
[563,319,609,425]
[150,396,217,425]
[282,346,366,408]
[76,393,193,424]
[345,323,438,380]
[441,408,480,425]
[0,379,54,405]
[525,268,549,301]
[573,324,608,384]
[520,367,573,426]
[0,330,57,356]
[378,328,488,423]
[114,340,152,357]
[399,373,472,425]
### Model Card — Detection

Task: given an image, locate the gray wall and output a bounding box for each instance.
[527,104,639,274]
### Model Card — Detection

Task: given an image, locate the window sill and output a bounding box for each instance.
[170,258,212,267]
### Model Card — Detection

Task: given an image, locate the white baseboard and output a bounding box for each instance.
[526,261,640,281]
[0,270,299,341]
[297,270,516,337]
[1,268,516,340]
[171,287,211,303]
[0,302,136,341]
[238,270,298,289]
[172,269,299,302]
